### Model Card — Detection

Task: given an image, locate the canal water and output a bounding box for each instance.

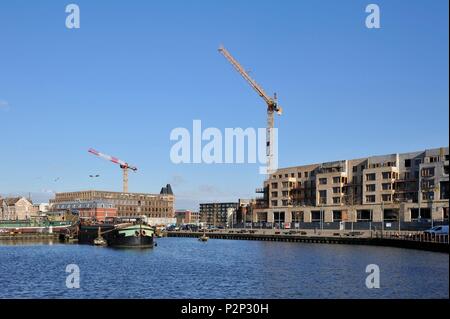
[0,238,448,298]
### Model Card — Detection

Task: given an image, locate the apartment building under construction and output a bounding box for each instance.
[253,147,449,225]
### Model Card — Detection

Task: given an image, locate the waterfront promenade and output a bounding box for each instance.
[167,229,449,253]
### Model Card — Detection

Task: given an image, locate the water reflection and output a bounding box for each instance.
[0,237,448,298]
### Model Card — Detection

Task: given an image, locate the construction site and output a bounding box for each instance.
[0,46,448,232]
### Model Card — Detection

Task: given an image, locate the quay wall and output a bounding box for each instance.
[166,231,449,253]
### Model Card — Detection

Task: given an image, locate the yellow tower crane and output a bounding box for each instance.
[218,45,282,174]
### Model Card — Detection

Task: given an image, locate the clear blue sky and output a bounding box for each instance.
[0,0,448,209]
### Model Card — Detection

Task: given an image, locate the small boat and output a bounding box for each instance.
[198,231,209,242]
[93,227,107,246]
[93,237,107,246]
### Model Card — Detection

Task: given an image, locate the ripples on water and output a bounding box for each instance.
[0,238,448,298]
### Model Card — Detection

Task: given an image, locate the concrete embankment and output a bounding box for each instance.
[0,233,59,241]
[166,230,449,253]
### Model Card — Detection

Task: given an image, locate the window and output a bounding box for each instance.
[421,167,435,177]
[422,192,434,201]
[366,184,376,192]
[271,192,278,198]
[366,195,376,203]
[366,173,376,181]
[352,166,358,172]
[415,159,422,166]
[333,187,341,194]
[382,172,392,179]
[404,159,411,167]
[421,179,435,189]
[282,182,289,188]
[271,200,278,207]
[298,172,302,178]
[382,194,392,202]
[311,211,321,221]
[319,178,327,185]
[285,174,288,178]
[404,172,410,180]
[333,197,341,204]
[305,172,309,178]
[440,181,449,200]
[282,191,289,197]
[382,183,392,190]
[333,176,341,184]
[357,210,371,221]
[282,200,289,206]
[444,165,449,175]
[429,156,438,163]
[291,173,295,177]
[271,182,278,189]
[332,211,342,221]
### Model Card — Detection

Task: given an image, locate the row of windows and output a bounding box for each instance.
[319,176,348,185]
[272,171,312,179]
[268,154,449,182]
[365,183,393,192]
[365,172,399,181]
[119,207,170,212]
[365,194,392,203]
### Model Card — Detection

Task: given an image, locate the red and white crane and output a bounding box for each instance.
[88,148,137,193]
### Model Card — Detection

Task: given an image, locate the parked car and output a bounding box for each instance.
[424,225,449,235]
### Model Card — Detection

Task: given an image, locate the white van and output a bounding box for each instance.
[424,225,449,235]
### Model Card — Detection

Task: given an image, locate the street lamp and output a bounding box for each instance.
[381,200,384,238]
[320,202,324,231]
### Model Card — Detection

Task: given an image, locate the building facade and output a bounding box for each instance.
[50,185,175,220]
[200,202,239,227]
[253,147,449,225]
[175,210,200,225]
[51,200,117,221]
[0,197,34,220]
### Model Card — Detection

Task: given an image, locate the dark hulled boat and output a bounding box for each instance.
[106,223,154,248]
[77,218,155,248]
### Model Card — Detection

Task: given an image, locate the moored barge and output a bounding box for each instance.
[78,217,155,248]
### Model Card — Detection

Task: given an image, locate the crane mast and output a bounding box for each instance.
[218,45,282,175]
[88,148,137,193]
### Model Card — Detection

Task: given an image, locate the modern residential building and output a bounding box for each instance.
[51,200,117,221]
[253,147,449,225]
[0,197,34,220]
[175,209,200,225]
[49,184,175,221]
[200,202,239,227]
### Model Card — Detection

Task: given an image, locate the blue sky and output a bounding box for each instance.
[0,0,448,209]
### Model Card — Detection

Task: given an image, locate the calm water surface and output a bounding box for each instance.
[0,238,448,298]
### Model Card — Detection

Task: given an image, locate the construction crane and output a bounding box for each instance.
[218,45,282,175]
[88,148,137,193]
